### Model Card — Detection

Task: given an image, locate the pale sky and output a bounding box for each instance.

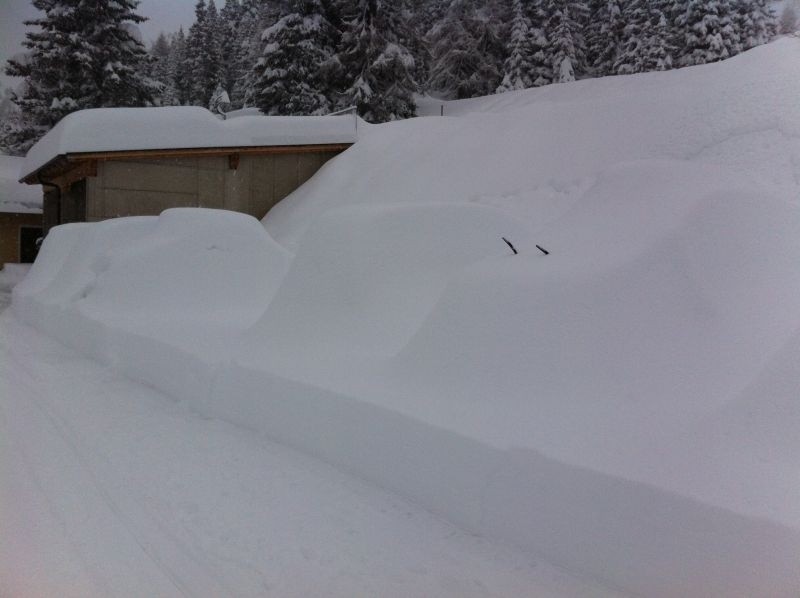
[0,0,198,89]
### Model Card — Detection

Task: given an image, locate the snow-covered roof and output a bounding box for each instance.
[21,107,357,181]
[0,155,42,214]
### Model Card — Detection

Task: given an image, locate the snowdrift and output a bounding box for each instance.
[14,209,290,400]
[14,39,800,596]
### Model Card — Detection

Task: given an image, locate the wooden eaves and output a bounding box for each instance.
[21,142,353,190]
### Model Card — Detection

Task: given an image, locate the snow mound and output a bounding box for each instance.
[20,106,357,180]
[247,203,536,364]
[266,38,800,251]
[0,263,31,292]
[14,208,290,399]
[14,39,800,596]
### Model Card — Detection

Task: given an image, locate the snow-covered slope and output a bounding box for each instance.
[266,38,800,250]
[13,39,800,596]
[0,155,41,213]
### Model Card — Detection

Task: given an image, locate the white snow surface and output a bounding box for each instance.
[11,39,800,596]
[0,155,42,213]
[20,106,357,180]
[0,312,615,598]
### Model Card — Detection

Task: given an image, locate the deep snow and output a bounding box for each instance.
[10,38,800,596]
[0,310,615,597]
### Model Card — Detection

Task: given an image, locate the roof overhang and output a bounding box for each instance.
[20,143,353,188]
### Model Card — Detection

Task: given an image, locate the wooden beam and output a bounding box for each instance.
[22,142,352,185]
[50,159,97,193]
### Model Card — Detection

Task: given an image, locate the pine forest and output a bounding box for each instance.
[1,0,778,154]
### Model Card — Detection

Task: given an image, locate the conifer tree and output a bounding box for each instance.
[187,0,225,106]
[253,0,338,115]
[220,0,245,102]
[779,1,797,34]
[675,0,740,67]
[497,0,534,91]
[337,0,417,121]
[149,32,173,105]
[734,0,776,50]
[235,0,288,108]
[169,27,192,105]
[3,0,158,153]
[586,0,626,76]
[543,0,589,83]
[614,0,674,74]
[640,5,675,72]
[406,0,443,87]
[427,0,505,99]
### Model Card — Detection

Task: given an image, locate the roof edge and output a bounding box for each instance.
[21,142,353,184]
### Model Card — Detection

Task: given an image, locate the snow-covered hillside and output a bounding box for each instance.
[13,39,800,596]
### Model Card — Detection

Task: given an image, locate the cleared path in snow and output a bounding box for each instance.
[0,310,622,598]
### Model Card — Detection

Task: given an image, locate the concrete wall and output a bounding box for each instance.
[0,212,42,264]
[85,151,340,222]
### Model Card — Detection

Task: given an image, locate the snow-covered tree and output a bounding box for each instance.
[497,0,533,91]
[149,32,173,105]
[586,0,626,76]
[779,1,797,33]
[337,0,417,121]
[674,0,741,67]
[406,0,444,87]
[640,5,675,71]
[219,0,246,103]
[186,0,225,106]
[3,0,158,152]
[543,0,590,83]
[0,85,24,155]
[167,28,192,105]
[427,0,505,99]
[209,83,231,113]
[252,0,338,115]
[614,0,674,74]
[233,0,288,108]
[734,0,776,49]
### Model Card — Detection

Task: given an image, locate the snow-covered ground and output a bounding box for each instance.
[0,264,29,309]
[8,38,800,596]
[0,308,620,597]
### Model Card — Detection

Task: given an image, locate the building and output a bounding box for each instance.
[1,155,43,264]
[18,107,356,234]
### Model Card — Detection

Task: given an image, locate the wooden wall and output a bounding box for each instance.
[0,212,43,264]
[84,151,341,222]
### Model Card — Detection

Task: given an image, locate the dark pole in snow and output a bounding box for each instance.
[536,245,549,256]
[502,237,518,255]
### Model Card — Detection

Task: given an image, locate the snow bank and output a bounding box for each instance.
[14,39,800,596]
[0,263,31,292]
[246,203,536,364]
[20,107,357,180]
[14,208,290,399]
[266,38,800,252]
[214,165,800,596]
[0,155,42,213]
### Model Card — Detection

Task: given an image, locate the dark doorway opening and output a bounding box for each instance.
[20,226,42,263]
